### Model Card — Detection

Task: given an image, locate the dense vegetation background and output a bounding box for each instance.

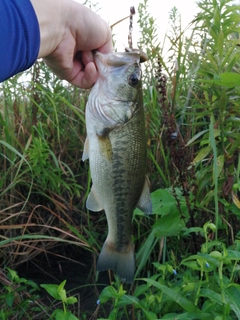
[0,0,240,319]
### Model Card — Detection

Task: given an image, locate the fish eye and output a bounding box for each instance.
[128,73,139,87]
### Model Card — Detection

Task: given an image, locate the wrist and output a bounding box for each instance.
[30,0,69,58]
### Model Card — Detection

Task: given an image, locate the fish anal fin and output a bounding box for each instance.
[136,176,152,215]
[82,137,89,161]
[97,240,135,284]
[86,186,103,212]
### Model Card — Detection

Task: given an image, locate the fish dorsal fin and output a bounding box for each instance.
[82,137,89,161]
[136,176,152,215]
[86,186,104,212]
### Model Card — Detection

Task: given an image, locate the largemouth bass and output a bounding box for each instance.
[82,51,152,283]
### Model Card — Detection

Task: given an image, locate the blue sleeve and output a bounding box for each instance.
[0,0,40,82]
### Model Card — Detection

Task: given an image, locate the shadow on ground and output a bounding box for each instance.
[17,246,113,319]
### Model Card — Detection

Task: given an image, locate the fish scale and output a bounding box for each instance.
[83,51,152,283]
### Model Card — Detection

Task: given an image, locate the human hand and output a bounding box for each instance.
[31,0,113,89]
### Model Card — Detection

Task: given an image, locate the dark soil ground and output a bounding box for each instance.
[17,246,113,319]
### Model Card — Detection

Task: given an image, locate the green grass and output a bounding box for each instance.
[0,0,240,318]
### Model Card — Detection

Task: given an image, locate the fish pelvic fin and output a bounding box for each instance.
[97,240,135,284]
[136,176,152,215]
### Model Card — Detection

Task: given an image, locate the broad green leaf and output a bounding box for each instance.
[7,268,19,282]
[216,154,224,178]
[183,227,204,236]
[40,284,61,301]
[58,280,67,294]
[201,241,223,253]
[200,190,214,207]
[153,210,185,237]
[134,284,149,298]
[217,72,240,87]
[228,203,240,216]
[232,192,240,209]
[98,286,126,304]
[5,292,15,308]
[199,72,240,87]
[186,129,209,146]
[136,188,188,217]
[66,313,79,320]
[118,295,157,320]
[143,278,201,313]
[161,312,211,319]
[181,253,219,268]
[224,285,240,319]
[52,309,79,320]
[51,309,64,319]
[193,145,212,164]
[117,294,139,307]
[199,288,223,306]
[228,134,240,156]
[227,283,240,290]
[66,296,78,305]
[181,260,201,271]
[151,188,176,215]
[226,250,240,261]
[58,288,67,303]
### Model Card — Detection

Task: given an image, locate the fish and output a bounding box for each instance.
[82,51,152,283]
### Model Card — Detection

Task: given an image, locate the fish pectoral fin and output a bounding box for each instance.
[136,176,152,215]
[86,186,104,212]
[82,137,89,161]
[97,134,113,161]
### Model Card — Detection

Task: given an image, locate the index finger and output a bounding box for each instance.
[71,3,113,54]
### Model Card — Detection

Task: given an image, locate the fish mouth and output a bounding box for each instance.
[125,48,148,63]
[95,51,141,67]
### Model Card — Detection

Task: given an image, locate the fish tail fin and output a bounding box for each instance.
[97,241,135,283]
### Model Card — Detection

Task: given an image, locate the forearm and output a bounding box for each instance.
[0,0,40,82]
[0,0,112,86]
